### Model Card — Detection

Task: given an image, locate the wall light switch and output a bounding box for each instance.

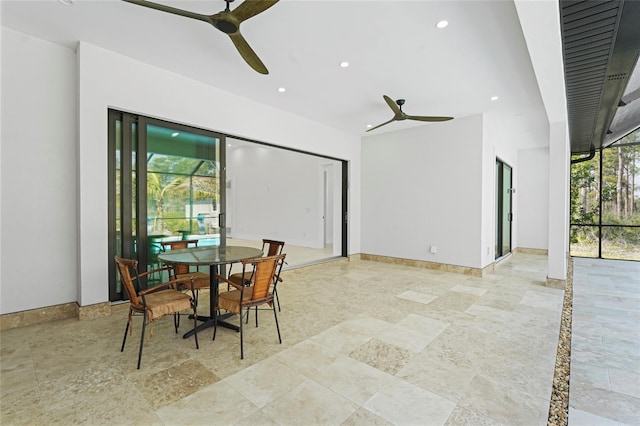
[430,246,437,254]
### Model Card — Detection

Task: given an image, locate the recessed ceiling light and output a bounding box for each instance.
[491,96,499,101]
[340,61,349,68]
[278,87,286,93]
[366,124,372,129]
[171,132,180,137]
[58,0,74,5]
[436,20,448,29]
[227,143,232,147]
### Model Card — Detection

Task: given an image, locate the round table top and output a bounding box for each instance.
[157,245,263,266]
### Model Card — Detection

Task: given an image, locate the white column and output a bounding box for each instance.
[547,121,570,282]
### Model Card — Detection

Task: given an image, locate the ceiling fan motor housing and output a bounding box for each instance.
[215,19,238,33]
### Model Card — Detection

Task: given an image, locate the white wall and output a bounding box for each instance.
[76,41,361,307]
[226,143,341,248]
[480,135,497,266]
[0,10,3,304]
[518,147,550,250]
[0,30,361,314]
[482,110,550,263]
[361,115,484,269]
[360,109,551,272]
[1,28,78,313]
[78,42,360,305]
[548,121,569,280]
[482,112,520,263]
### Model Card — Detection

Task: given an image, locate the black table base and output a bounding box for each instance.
[183,312,238,339]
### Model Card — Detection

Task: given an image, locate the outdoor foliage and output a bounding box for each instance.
[570,129,640,260]
[147,155,219,235]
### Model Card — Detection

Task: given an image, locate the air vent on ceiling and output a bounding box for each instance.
[607,73,628,80]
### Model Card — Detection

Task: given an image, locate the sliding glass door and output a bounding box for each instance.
[108,110,349,302]
[108,111,223,301]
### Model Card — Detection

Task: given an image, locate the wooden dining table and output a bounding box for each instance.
[157,245,263,339]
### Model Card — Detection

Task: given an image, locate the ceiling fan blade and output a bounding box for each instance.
[383,95,402,115]
[229,32,269,74]
[405,115,454,122]
[231,0,279,23]
[122,0,210,23]
[366,118,397,132]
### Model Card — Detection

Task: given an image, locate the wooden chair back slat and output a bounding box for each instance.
[241,253,285,301]
[161,239,199,275]
[263,239,285,256]
[114,256,141,308]
[251,260,277,300]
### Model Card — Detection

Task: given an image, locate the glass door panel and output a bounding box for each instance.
[495,161,500,256]
[496,159,512,259]
[142,121,222,285]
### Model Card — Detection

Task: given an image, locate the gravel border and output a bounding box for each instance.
[548,257,573,425]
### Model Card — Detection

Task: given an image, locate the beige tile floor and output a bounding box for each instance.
[0,252,620,425]
[568,257,640,426]
[226,238,338,268]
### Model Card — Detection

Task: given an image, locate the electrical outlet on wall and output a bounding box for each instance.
[430,245,437,254]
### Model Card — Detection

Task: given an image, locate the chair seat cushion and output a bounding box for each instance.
[217,288,254,314]
[176,272,210,289]
[144,289,192,322]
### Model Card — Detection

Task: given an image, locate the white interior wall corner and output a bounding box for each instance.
[361,115,484,268]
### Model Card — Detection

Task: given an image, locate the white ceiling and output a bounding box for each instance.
[1,0,558,142]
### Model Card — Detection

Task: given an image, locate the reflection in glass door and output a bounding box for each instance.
[108,111,223,301]
[496,159,512,259]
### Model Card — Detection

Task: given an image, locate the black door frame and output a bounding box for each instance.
[108,110,226,301]
[496,158,513,259]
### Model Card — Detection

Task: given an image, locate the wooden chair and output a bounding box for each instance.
[115,256,199,369]
[213,253,286,359]
[161,239,210,304]
[227,239,286,311]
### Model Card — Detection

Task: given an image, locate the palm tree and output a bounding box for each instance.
[147,172,185,233]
